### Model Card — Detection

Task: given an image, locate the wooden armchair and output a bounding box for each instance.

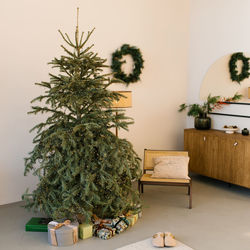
[138,149,192,209]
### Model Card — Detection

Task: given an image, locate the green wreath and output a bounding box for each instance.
[111,44,144,85]
[229,52,249,84]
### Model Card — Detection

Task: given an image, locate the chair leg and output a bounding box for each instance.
[138,180,141,194]
[141,184,144,194]
[188,185,190,195]
[189,181,192,209]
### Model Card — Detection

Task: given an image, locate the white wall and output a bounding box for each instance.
[0,0,190,205]
[188,0,250,130]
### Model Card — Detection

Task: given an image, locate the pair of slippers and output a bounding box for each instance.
[152,232,176,248]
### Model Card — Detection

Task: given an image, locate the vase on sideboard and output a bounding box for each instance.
[194,113,211,130]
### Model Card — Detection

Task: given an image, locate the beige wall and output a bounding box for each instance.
[188,0,250,130]
[0,0,190,205]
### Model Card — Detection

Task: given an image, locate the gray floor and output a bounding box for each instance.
[1,175,250,250]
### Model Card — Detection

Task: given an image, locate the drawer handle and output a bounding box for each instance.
[234,142,238,146]
[203,136,206,141]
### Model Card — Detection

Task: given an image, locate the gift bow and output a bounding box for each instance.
[51,219,71,230]
[93,214,111,224]
[50,220,78,246]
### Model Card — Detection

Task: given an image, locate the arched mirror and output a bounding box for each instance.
[200,53,250,118]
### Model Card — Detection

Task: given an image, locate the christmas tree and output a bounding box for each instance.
[22,18,141,222]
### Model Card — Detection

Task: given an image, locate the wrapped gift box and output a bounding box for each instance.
[79,223,93,239]
[95,226,116,240]
[126,213,138,226]
[112,216,129,234]
[48,220,79,246]
[92,212,140,240]
[25,217,52,232]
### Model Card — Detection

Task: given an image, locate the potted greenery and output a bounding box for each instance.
[179,93,242,130]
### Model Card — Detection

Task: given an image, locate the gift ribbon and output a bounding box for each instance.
[52,220,71,230]
[49,220,78,246]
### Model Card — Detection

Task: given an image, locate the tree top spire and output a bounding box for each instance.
[75,7,80,50]
[77,7,79,28]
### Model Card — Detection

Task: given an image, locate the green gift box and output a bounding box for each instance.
[79,223,93,239]
[25,217,52,232]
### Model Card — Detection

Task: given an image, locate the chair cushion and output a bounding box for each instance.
[140,174,190,183]
[151,156,190,179]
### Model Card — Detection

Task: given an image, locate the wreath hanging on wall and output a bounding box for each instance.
[111,44,144,85]
[229,52,250,84]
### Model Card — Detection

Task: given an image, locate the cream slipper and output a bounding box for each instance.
[164,232,176,247]
[152,232,164,248]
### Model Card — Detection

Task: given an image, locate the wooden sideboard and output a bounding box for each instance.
[184,129,250,188]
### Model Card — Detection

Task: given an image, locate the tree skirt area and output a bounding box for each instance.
[116,238,194,250]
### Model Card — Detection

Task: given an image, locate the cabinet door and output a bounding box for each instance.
[231,138,250,187]
[184,131,218,177]
[232,138,247,186]
[184,130,198,172]
[242,141,250,188]
[216,137,245,185]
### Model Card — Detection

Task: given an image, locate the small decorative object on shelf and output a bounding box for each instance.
[48,220,79,247]
[242,128,249,136]
[25,217,52,232]
[179,93,242,130]
[223,125,239,134]
[79,223,93,240]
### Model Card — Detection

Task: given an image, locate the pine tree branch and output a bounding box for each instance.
[35,82,51,89]
[65,33,75,48]
[61,45,76,58]
[48,73,67,83]
[28,106,73,120]
[80,44,94,56]
[75,29,80,56]
[58,30,76,48]
[49,58,74,77]
[79,32,84,46]
[30,95,50,103]
[79,28,95,49]
[59,65,73,77]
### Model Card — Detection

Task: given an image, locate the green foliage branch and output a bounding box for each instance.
[22,28,142,222]
[179,93,242,117]
[111,44,144,86]
[229,52,250,84]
